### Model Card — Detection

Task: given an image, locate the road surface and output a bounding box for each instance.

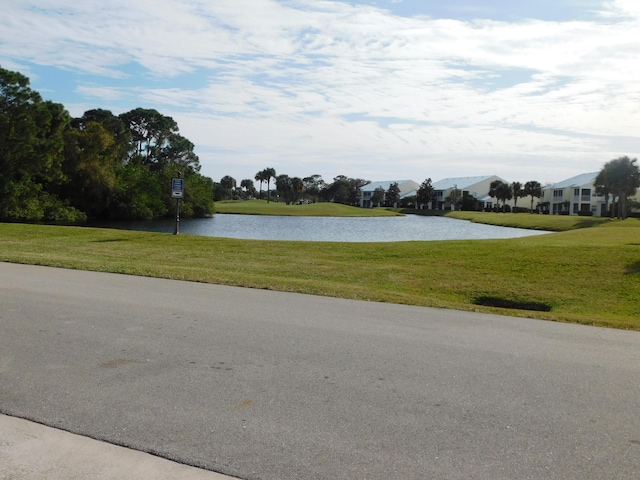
[1,262,639,479]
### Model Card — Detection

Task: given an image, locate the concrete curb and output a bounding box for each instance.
[0,415,238,480]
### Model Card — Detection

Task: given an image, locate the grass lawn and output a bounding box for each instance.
[1,213,639,330]
[443,210,615,231]
[216,200,400,216]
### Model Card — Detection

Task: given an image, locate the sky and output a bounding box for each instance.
[1,0,639,186]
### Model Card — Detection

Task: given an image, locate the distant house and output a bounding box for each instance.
[541,171,640,217]
[541,172,602,216]
[360,180,420,208]
[430,175,506,210]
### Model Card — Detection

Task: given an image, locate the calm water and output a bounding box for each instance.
[99,214,549,242]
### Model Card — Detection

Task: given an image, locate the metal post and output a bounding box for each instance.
[173,198,180,235]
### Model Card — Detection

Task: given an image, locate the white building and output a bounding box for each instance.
[360,180,420,208]
[430,175,506,210]
[542,172,640,217]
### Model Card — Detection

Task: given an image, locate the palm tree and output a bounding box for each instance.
[219,175,236,200]
[595,156,640,219]
[290,176,304,204]
[594,179,611,217]
[264,167,276,203]
[489,180,512,212]
[511,181,523,212]
[254,170,267,199]
[524,181,542,213]
[240,179,256,199]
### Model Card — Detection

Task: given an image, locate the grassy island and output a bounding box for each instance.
[215,200,401,216]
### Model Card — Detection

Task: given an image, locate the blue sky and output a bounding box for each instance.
[1,0,639,185]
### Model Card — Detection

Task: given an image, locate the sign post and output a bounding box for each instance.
[171,178,184,235]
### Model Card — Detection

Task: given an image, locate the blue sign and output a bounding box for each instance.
[171,178,184,198]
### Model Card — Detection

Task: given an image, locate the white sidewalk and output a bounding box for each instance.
[0,415,239,480]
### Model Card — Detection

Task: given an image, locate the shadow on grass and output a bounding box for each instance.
[474,295,552,312]
[91,238,129,243]
[626,261,640,275]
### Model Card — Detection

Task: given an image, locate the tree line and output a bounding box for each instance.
[221,160,638,219]
[215,170,371,206]
[4,65,637,222]
[0,66,215,222]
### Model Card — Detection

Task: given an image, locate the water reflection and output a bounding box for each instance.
[98,214,549,242]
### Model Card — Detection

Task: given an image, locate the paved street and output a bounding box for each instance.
[1,262,639,479]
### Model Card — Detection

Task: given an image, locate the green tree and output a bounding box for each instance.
[275,174,292,204]
[461,193,479,211]
[0,67,82,221]
[254,170,267,199]
[594,180,612,217]
[290,176,304,204]
[0,67,213,221]
[263,167,276,202]
[321,176,369,205]
[416,178,434,209]
[111,161,166,220]
[157,133,200,175]
[219,175,236,200]
[179,174,215,217]
[386,182,401,207]
[511,181,524,211]
[371,186,385,207]
[523,181,542,213]
[321,175,347,203]
[303,174,324,203]
[594,156,640,219]
[348,178,369,206]
[240,179,257,199]
[489,180,512,212]
[119,108,178,167]
[72,109,131,162]
[445,186,462,210]
[61,120,121,219]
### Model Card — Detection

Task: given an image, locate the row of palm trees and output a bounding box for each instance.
[254,167,277,202]
[488,180,543,212]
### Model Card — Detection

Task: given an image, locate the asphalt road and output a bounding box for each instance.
[1,262,639,479]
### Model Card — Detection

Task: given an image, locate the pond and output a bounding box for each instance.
[98,214,550,242]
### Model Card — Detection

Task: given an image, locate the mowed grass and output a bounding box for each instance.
[216,200,400,216]
[444,210,615,231]
[1,215,639,330]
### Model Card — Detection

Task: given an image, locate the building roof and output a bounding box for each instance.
[360,180,418,192]
[431,175,500,191]
[546,172,598,189]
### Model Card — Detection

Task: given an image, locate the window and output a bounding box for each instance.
[574,188,580,197]
[553,190,563,198]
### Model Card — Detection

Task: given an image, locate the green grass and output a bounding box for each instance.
[390,208,616,231]
[216,200,400,216]
[443,211,615,231]
[1,216,639,330]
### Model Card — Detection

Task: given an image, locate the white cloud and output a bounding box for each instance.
[0,0,638,184]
